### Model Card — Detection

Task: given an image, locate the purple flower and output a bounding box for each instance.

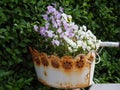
[68,31,75,38]
[57,28,62,33]
[47,6,53,12]
[70,23,78,30]
[39,27,46,36]
[53,10,58,15]
[65,29,74,38]
[63,21,69,30]
[42,14,48,20]
[51,16,58,28]
[52,39,60,46]
[60,33,65,38]
[46,30,54,38]
[53,23,58,28]
[47,5,56,13]
[65,30,70,37]
[56,20,61,26]
[55,12,62,19]
[34,25,38,32]
[45,23,49,29]
[51,16,55,23]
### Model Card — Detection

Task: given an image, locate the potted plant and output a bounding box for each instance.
[29,5,101,89]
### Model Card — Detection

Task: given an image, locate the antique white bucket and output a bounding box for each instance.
[29,47,96,89]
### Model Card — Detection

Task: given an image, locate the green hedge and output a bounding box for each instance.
[0,0,120,90]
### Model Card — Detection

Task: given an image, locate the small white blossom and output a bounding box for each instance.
[83,25,87,31]
[87,46,91,51]
[62,13,72,22]
[86,30,96,39]
[34,25,39,32]
[61,13,68,22]
[77,40,82,47]
[63,36,77,49]
[82,42,87,51]
[68,46,72,52]
[67,15,72,22]
[80,26,83,31]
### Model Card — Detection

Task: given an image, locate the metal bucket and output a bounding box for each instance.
[29,47,96,89]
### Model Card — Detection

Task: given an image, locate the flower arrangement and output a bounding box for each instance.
[33,5,101,57]
[30,5,102,88]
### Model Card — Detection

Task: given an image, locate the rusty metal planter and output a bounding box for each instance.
[29,47,96,89]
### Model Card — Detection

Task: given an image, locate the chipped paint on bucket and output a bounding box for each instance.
[29,47,96,89]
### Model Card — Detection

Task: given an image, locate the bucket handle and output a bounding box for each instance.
[87,52,101,64]
[100,42,120,48]
[86,51,101,64]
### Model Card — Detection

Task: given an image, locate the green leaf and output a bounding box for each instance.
[24,78,33,85]
[5,84,13,90]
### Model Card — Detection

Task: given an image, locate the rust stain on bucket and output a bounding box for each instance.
[34,56,41,66]
[62,59,73,70]
[29,47,41,66]
[29,47,96,89]
[44,70,47,76]
[50,55,60,69]
[40,53,49,66]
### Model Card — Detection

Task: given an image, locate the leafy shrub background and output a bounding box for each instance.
[0,0,120,90]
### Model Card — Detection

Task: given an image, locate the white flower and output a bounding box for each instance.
[34,25,39,32]
[77,40,82,47]
[86,30,96,39]
[54,35,58,39]
[80,26,83,31]
[86,46,91,51]
[83,25,87,31]
[61,13,72,22]
[63,36,77,49]
[87,39,95,48]
[68,46,72,52]
[82,42,87,51]
[67,15,72,22]
[61,13,68,22]
[78,30,85,36]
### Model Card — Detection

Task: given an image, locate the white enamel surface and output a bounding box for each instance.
[34,60,95,89]
[89,60,95,85]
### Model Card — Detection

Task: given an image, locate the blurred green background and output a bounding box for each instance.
[0,0,120,90]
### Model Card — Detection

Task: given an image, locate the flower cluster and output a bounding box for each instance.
[34,5,101,54]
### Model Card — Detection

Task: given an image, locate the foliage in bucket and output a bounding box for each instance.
[0,0,120,90]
